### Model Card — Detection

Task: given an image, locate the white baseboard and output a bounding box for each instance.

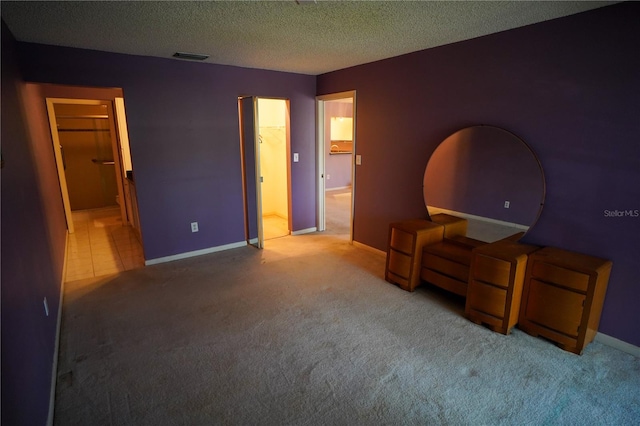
[352,240,386,257]
[595,332,640,358]
[292,227,317,235]
[145,241,247,266]
[48,231,69,426]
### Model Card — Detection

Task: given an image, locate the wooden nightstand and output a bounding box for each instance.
[465,240,539,334]
[385,220,444,292]
[518,247,612,355]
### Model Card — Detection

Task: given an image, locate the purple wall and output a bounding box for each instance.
[318,3,640,346]
[3,14,638,426]
[1,21,68,425]
[16,43,317,260]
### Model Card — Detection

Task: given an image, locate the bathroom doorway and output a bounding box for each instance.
[238,97,292,248]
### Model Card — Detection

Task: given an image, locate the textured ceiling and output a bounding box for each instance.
[1,1,617,75]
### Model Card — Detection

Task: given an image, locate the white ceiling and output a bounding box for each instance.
[1,1,617,75]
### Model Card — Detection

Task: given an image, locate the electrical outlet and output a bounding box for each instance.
[326,174,331,180]
[43,297,49,317]
[504,201,510,208]
[191,222,199,232]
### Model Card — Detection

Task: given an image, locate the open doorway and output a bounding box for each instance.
[257,98,290,240]
[316,91,356,239]
[54,103,120,211]
[238,97,292,248]
[46,97,144,280]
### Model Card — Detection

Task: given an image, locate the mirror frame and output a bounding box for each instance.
[423,125,546,242]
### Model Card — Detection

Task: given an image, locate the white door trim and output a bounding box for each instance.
[315,90,356,241]
[114,97,134,226]
[316,100,326,231]
[252,97,265,249]
[45,98,75,233]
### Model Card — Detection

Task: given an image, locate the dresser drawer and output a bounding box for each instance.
[386,271,409,289]
[530,261,590,292]
[473,254,511,288]
[390,228,414,254]
[388,249,411,278]
[525,279,585,337]
[421,268,467,296]
[467,280,507,319]
[519,247,612,354]
[422,253,469,282]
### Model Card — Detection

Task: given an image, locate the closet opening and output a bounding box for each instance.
[238,97,291,248]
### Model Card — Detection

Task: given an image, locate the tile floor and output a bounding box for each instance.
[65,207,145,282]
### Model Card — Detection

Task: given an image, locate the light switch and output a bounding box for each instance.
[355,155,362,165]
[293,153,299,162]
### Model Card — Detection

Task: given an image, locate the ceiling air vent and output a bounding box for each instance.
[173,52,209,61]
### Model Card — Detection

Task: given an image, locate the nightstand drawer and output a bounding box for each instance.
[386,271,409,289]
[525,279,585,337]
[420,268,467,296]
[467,280,507,318]
[473,254,511,288]
[519,246,612,354]
[390,228,413,254]
[422,253,469,282]
[386,220,445,292]
[388,249,411,278]
[530,261,590,292]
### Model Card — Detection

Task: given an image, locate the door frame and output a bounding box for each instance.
[316,90,356,241]
[46,97,128,233]
[238,96,292,248]
[238,96,263,248]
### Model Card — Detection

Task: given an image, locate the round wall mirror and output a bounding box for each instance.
[423,125,545,242]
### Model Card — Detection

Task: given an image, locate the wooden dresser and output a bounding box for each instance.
[421,236,486,297]
[385,220,444,292]
[465,240,539,334]
[518,247,612,355]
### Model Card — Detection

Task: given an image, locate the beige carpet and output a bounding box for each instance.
[54,233,640,425]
